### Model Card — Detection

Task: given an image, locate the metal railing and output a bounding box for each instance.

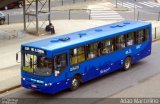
[4,9,91,24]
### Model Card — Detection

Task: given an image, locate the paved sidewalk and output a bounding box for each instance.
[0,65,20,93]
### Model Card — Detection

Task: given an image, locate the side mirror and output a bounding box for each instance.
[16,51,21,63]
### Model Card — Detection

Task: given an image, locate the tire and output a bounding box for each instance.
[70,76,80,91]
[0,20,4,25]
[18,4,22,8]
[123,57,132,71]
[4,6,8,10]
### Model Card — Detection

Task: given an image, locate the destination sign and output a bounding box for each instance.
[23,47,46,55]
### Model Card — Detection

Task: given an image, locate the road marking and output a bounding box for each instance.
[148,1,160,7]
[147,1,160,7]
[125,2,142,8]
[138,1,160,8]
[88,3,124,20]
[138,2,153,8]
[117,2,142,9]
[91,10,123,20]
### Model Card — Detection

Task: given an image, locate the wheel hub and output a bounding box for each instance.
[72,79,78,87]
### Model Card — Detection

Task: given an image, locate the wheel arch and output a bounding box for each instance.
[125,55,132,62]
[74,73,83,83]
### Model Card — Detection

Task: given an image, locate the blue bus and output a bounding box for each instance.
[18,20,152,94]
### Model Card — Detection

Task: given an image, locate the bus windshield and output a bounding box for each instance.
[22,53,52,76]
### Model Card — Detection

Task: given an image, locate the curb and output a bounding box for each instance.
[0,85,21,94]
[152,38,160,42]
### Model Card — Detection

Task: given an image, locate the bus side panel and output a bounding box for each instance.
[80,41,151,83]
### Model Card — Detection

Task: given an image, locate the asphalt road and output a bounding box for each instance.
[0,0,159,25]
[1,0,90,24]
[1,0,160,24]
[113,0,160,13]
[0,41,160,103]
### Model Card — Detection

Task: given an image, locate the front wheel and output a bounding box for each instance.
[0,20,5,25]
[70,76,80,91]
[123,57,132,71]
[4,6,8,10]
[18,4,22,8]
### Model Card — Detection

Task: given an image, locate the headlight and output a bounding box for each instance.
[22,77,26,81]
[44,83,52,86]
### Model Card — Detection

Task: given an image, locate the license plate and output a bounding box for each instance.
[31,84,37,88]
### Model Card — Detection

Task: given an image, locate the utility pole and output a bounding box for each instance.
[116,0,118,8]
[134,0,136,20]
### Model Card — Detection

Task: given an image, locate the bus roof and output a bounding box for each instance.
[22,20,151,51]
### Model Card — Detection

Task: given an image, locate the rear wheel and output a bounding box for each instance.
[123,57,131,71]
[70,76,80,91]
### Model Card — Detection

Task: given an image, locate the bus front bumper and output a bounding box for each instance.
[21,78,70,94]
[21,78,59,94]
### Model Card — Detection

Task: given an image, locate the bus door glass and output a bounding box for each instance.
[54,53,68,77]
[85,42,102,78]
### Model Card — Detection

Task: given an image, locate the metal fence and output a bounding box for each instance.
[3,9,91,24]
[49,0,91,7]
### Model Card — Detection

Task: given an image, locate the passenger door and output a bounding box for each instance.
[53,52,70,90]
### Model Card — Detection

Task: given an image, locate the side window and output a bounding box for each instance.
[136,29,145,44]
[86,42,100,60]
[101,38,114,55]
[70,46,85,65]
[116,35,126,50]
[126,32,135,47]
[54,53,67,77]
[144,28,150,41]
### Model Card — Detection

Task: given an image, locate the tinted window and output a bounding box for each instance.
[136,29,145,44]
[116,35,126,50]
[101,38,114,55]
[126,32,135,47]
[70,46,85,65]
[86,42,100,60]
